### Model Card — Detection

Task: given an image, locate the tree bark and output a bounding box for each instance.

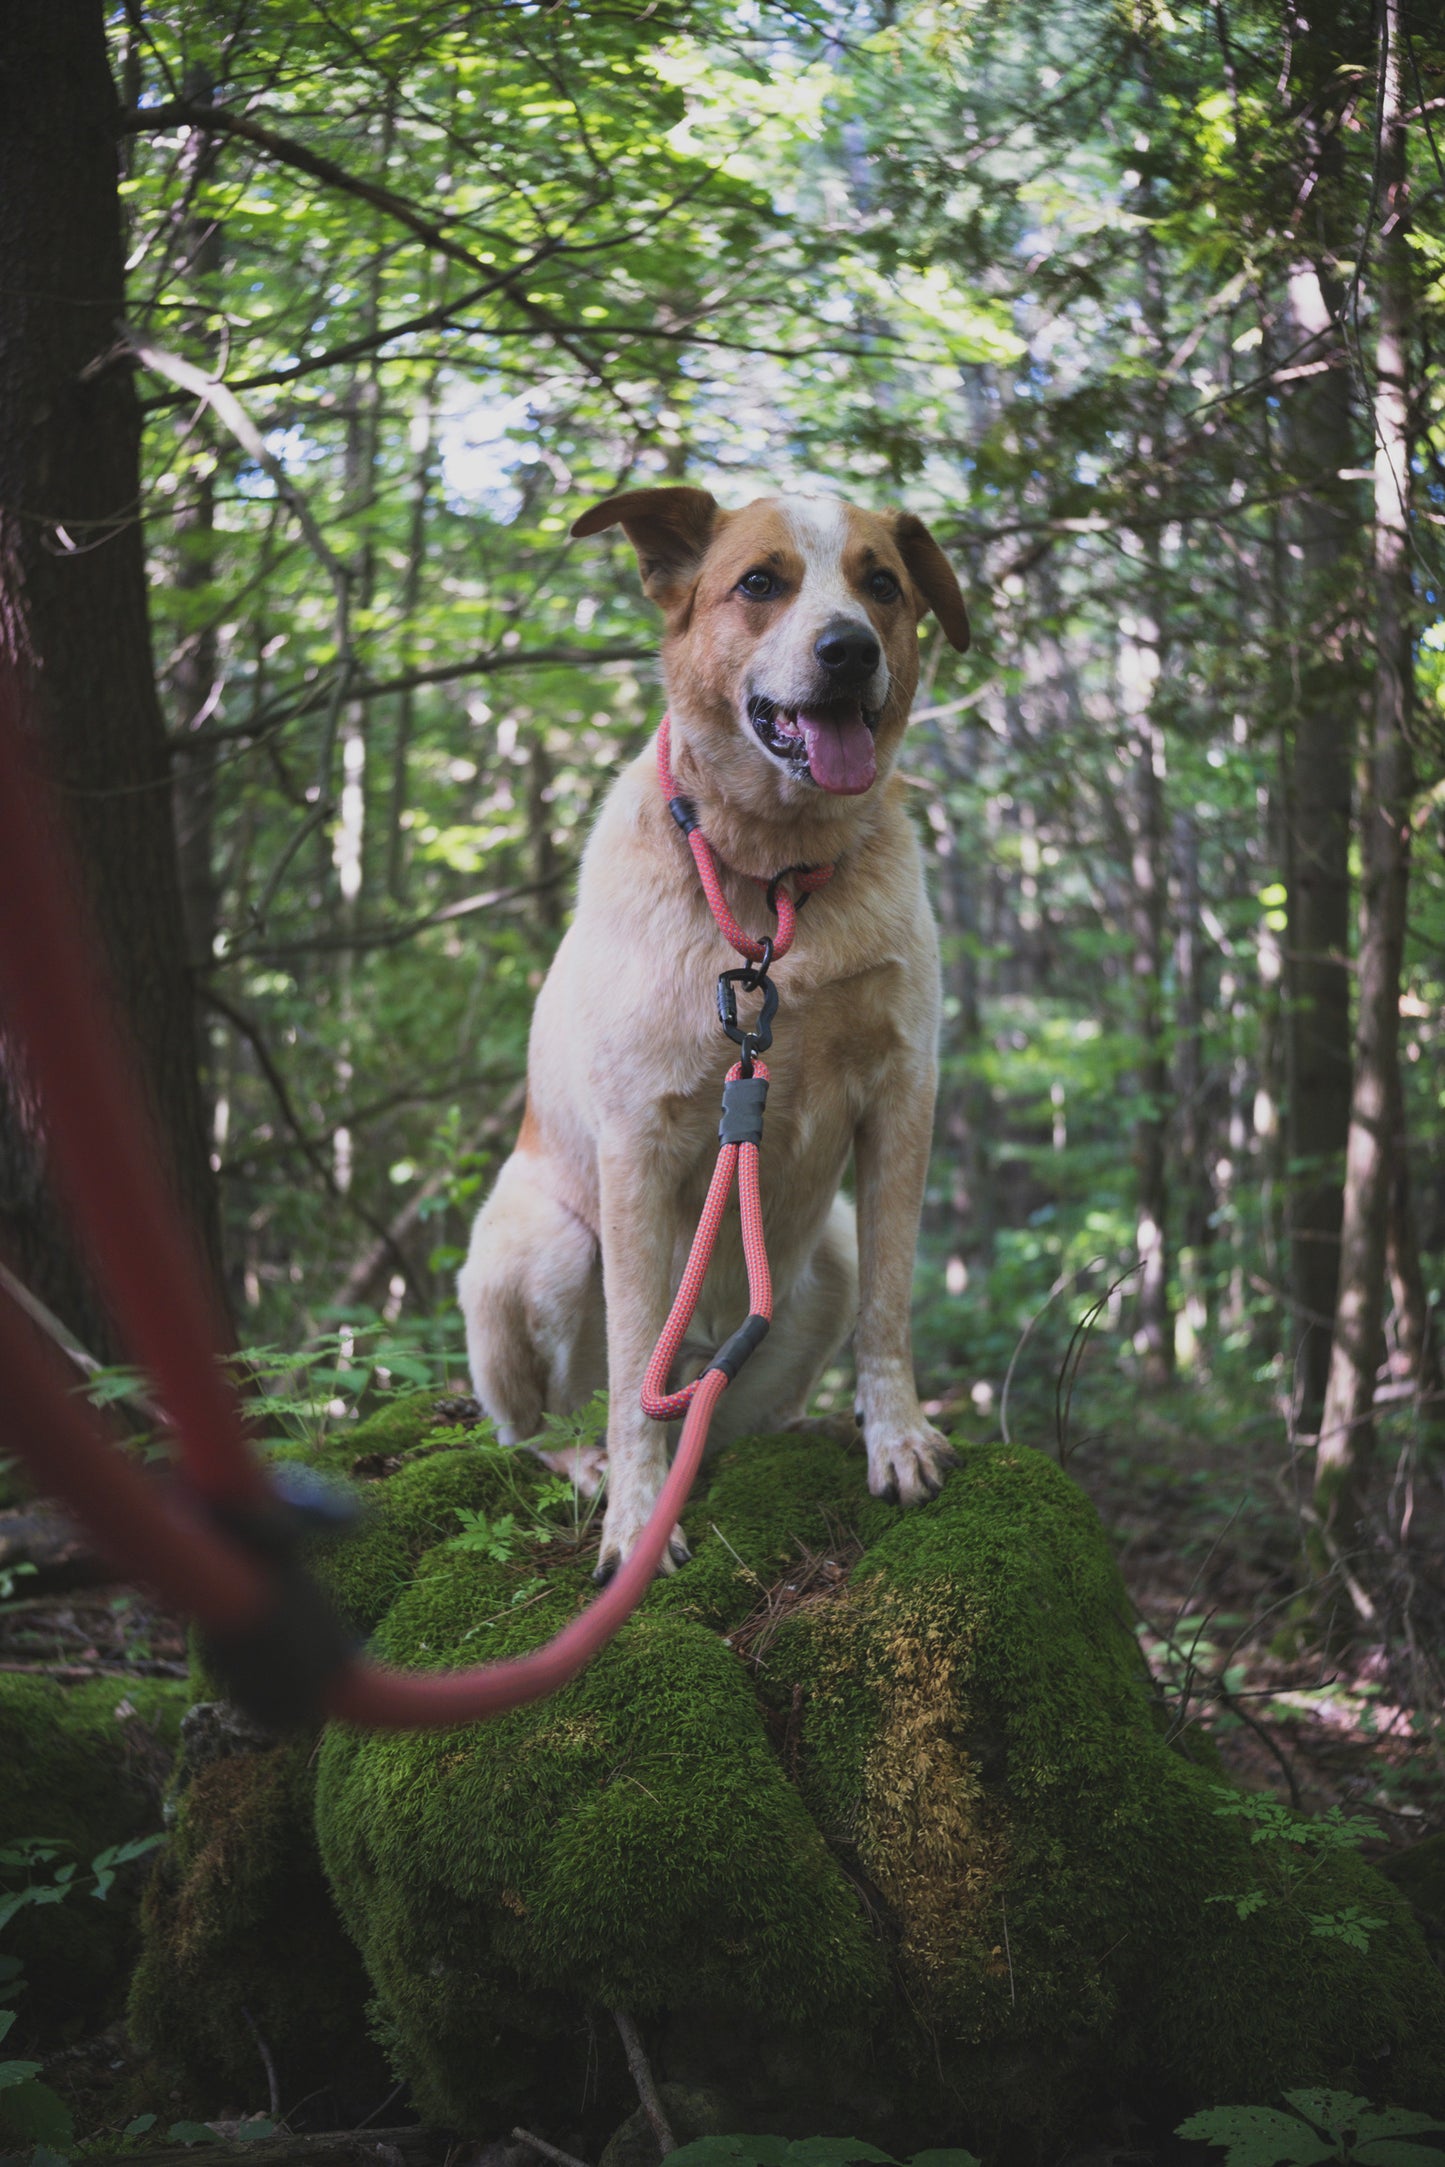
[1384,1058,1442,1410]
[0,3,222,1348]
[1278,262,1359,1430]
[170,72,224,1090]
[1126,638,1174,1386]
[1315,0,1414,1562]
[1122,99,1175,1387]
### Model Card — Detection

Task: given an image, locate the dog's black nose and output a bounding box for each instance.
[814,620,881,677]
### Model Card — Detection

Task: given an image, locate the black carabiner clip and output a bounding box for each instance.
[717,966,778,1060]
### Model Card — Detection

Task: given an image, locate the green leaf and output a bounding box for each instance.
[786,2143,899,2167]
[0,2080,73,2148]
[1284,2091,1374,2135]
[1306,1909,1386,1953]
[1174,2105,1335,2165]
[908,2151,983,2167]
[1354,2111,1445,2141]
[0,2066,42,2093]
[125,2114,158,2136]
[667,2142,787,2167]
[231,2121,278,2142]
[167,2123,224,2146]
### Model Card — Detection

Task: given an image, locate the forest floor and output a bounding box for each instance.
[1049,1379,1445,1848]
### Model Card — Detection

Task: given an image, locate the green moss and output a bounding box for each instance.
[318,1523,885,2127]
[763,1446,1445,2140]
[128,1732,384,2115]
[0,1673,187,2037]
[310,1429,1445,2148]
[1384,1833,1445,1957]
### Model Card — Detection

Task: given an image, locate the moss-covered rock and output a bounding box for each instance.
[126,1394,1445,2150]
[0,1672,187,2037]
[306,1411,1445,2151]
[128,1709,385,2119]
[1384,1833,1445,1972]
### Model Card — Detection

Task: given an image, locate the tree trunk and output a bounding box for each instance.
[170,72,224,1101]
[1125,91,1174,1387]
[1384,1058,1442,1410]
[1315,0,1414,1563]
[0,3,222,1349]
[930,717,992,1263]
[1173,808,1211,1367]
[1126,637,1174,1387]
[1279,262,1359,1431]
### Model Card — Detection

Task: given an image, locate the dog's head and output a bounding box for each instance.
[571,488,969,808]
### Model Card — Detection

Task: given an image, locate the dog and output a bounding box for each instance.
[458,486,971,1579]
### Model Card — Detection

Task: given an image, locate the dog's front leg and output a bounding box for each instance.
[593,1139,691,1581]
[853,1058,957,1505]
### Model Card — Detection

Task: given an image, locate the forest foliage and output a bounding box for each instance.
[20,0,1445,1560]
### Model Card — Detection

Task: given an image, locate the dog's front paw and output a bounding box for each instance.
[864,1421,957,1507]
[592,1496,691,1584]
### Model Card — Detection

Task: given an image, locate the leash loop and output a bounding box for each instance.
[640,1057,773,1422]
[656,715,835,967]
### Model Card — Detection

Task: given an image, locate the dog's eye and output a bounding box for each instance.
[737,568,777,601]
[867,569,902,603]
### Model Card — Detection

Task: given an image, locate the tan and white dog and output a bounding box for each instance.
[458,486,971,1578]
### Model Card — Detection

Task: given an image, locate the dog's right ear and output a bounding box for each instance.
[570,487,720,610]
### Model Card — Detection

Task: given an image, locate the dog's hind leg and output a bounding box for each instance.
[457,1151,606,1488]
[705,1193,859,1449]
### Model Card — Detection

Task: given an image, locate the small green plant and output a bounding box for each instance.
[1177,2088,1445,2164]
[1206,1789,1387,1951]
[442,1391,609,1559]
[0,1834,166,2158]
[0,1563,36,1605]
[667,2142,981,2167]
[449,1507,523,1563]
[83,1311,465,1461]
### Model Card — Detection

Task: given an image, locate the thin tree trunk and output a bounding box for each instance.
[1173,808,1210,1366]
[0,3,222,1347]
[1127,646,1174,1386]
[1384,1057,1442,1410]
[1125,83,1175,1386]
[1315,0,1414,1563]
[931,718,992,1262]
[386,365,438,905]
[170,71,223,1109]
[1279,263,1359,1430]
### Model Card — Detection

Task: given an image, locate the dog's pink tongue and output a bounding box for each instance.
[797,704,877,795]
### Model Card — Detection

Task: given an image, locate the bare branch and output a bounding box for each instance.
[171,647,655,750]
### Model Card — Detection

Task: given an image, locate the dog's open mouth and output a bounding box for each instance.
[747,694,879,796]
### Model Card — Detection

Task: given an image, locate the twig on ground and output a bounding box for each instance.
[610,2008,676,2157]
[512,2131,593,2167]
[353,2082,407,2133]
[242,2003,282,2121]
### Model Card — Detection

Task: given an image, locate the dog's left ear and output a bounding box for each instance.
[891,514,971,652]
[571,487,720,610]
